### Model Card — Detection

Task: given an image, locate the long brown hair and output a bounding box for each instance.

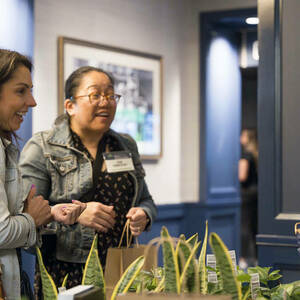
[0,49,32,141]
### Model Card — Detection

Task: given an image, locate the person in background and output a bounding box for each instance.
[19,66,157,295]
[238,128,258,269]
[0,49,85,299]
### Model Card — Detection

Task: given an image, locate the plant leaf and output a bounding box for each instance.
[198,220,208,294]
[161,226,180,294]
[186,233,199,248]
[153,276,165,293]
[237,273,251,282]
[179,241,201,292]
[111,256,145,300]
[82,234,105,300]
[209,232,242,300]
[242,287,250,300]
[62,274,68,288]
[36,247,57,299]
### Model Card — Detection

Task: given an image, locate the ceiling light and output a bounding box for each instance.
[246,17,259,25]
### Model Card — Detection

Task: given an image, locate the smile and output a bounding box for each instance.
[16,111,27,117]
[95,112,109,117]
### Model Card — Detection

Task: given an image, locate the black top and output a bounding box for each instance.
[71,130,134,267]
[240,149,258,189]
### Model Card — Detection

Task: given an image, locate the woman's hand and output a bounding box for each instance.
[77,202,116,232]
[51,200,86,225]
[126,207,149,236]
[23,185,52,227]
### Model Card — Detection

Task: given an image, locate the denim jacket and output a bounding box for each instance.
[19,116,157,263]
[0,138,36,299]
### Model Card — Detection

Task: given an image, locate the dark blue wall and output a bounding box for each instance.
[0,0,35,289]
[0,0,34,150]
[257,0,300,282]
[199,11,244,257]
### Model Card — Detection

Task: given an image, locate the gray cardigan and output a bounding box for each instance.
[19,116,157,263]
[0,138,36,299]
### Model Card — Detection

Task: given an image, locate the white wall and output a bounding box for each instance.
[33,0,256,205]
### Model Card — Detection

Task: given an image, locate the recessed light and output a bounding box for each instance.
[246,17,259,25]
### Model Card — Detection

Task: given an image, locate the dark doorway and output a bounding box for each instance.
[200,8,258,262]
[241,67,257,130]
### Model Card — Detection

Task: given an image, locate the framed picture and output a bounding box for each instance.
[58,36,163,159]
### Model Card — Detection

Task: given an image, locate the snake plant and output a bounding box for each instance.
[36,247,58,300]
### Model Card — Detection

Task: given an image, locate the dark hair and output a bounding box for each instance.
[65,66,114,100]
[0,49,32,90]
[0,49,32,140]
[242,128,258,165]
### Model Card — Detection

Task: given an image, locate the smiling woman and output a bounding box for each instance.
[19,65,157,294]
[0,50,35,139]
[0,49,86,299]
[0,66,36,129]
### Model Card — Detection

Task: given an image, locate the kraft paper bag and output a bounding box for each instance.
[104,220,157,288]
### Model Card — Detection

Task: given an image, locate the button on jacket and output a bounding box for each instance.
[0,138,36,300]
[19,115,157,263]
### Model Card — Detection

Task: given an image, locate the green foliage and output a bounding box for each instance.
[161,226,180,293]
[247,266,282,287]
[209,233,242,300]
[36,247,58,300]
[62,274,68,288]
[186,233,199,248]
[129,268,164,293]
[82,234,105,300]
[179,241,201,293]
[237,265,283,299]
[35,222,300,300]
[198,220,208,294]
[111,256,145,300]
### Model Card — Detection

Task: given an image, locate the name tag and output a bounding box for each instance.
[103,151,135,173]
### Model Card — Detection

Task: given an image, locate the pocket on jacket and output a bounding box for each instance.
[48,155,78,197]
[48,155,77,176]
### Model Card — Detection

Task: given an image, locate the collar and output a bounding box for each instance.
[46,115,73,147]
[1,137,12,148]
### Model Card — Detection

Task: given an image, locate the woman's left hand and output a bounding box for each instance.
[51,200,86,225]
[126,207,149,236]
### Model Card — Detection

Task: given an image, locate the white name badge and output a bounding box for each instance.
[103,151,135,173]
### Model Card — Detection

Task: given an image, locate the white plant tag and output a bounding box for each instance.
[229,250,237,274]
[206,254,218,283]
[207,272,218,283]
[250,273,260,300]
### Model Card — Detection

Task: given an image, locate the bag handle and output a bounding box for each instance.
[118,219,133,248]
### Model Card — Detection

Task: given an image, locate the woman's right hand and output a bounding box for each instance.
[77,202,116,232]
[23,185,52,227]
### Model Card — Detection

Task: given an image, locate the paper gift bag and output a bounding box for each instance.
[105,220,157,288]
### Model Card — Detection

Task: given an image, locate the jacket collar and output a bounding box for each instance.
[46,115,73,147]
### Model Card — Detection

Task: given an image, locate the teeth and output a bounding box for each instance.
[16,112,26,117]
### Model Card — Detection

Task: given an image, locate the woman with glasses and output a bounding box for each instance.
[0,49,85,299]
[19,66,157,294]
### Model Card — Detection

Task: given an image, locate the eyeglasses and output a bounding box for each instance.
[70,92,121,105]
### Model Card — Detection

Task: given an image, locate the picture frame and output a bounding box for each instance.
[58,36,163,160]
